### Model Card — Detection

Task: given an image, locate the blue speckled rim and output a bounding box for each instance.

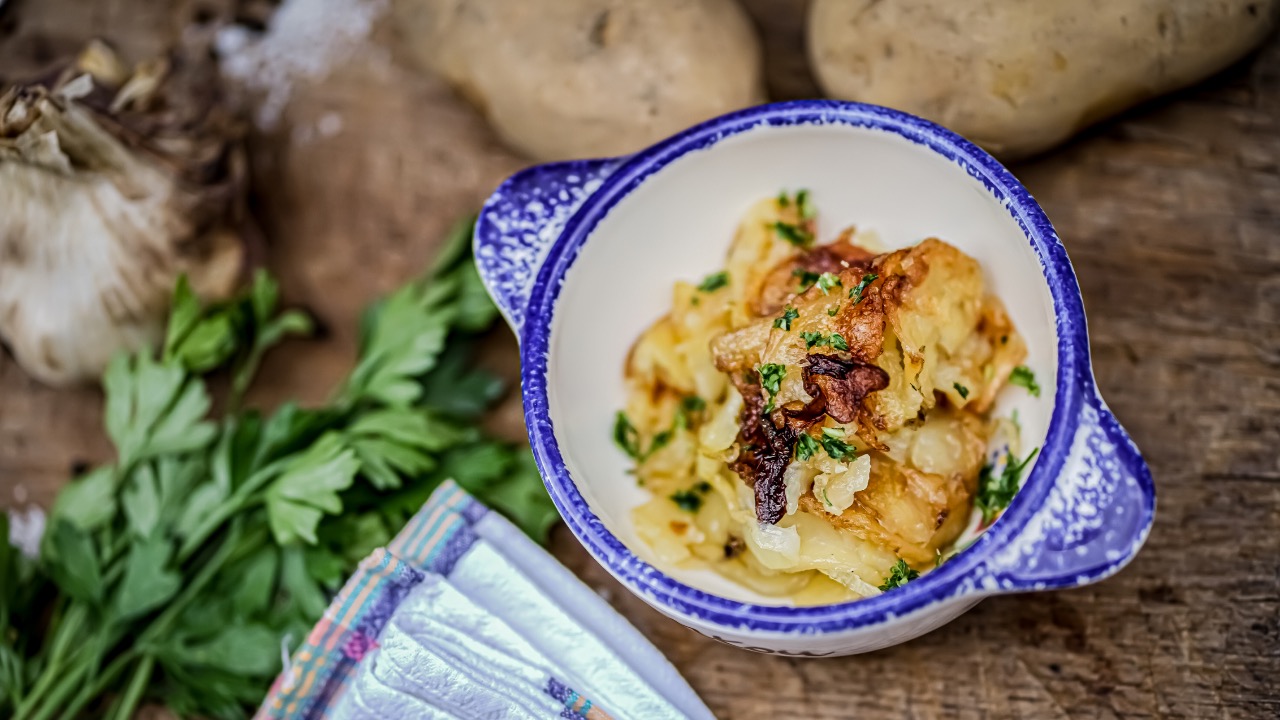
[516,101,1117,634]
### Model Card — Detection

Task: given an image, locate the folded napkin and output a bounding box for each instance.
[256,481,713,720]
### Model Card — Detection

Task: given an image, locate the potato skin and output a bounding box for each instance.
[809,0,1279,159]
[396,0,765,161]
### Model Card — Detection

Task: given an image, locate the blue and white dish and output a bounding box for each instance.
[474,100,1155,656]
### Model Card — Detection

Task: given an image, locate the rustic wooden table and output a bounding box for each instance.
[1,2,1276,717]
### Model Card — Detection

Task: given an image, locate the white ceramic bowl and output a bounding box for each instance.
[475,101,1154,656]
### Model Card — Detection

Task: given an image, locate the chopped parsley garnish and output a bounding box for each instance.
[801,331,850,351]
[795,189,816,220]
[697,271,730,293]
[615,396,704,462]
[954,382,970,399]
[793,268,820,292]
[773,305,800,331]
[878,558,920,591]
[777,191,791,207]
[1009,365,1041,397]
[647,428,674,456]
[758,363,786,413]
[820,488,833,507]
[771,221,814,247]
[827,304,840,317]
[820,427,858,461]
[848,273,879,304]
[613,411,642,459]
[670,489,703,512]
[975,447,1040,523]
[672,481,713,511]
[795,432,820,461]
[816,272,842,294]
[675,395,706,430]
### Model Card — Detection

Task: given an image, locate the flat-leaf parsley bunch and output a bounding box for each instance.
[0,219,556,720]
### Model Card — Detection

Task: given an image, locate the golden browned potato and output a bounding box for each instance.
[395,0,765,161]
[623,192,1031,600]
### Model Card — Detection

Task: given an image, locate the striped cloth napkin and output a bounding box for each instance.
[254,481,713,720]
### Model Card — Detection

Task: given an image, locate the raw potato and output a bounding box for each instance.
[394,0,766,161]
[809,0,1280,159]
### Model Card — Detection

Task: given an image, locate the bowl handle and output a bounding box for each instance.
[977,390,1155,591]
[474,158,624,336]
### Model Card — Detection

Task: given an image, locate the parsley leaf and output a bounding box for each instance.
[954,382,970,399]
[878,558,920,592]
[795,433,820,461]
[820,427,858,461]
[772,221,814,247]
[670,483,710,513]
[793,268,820,292]
[827,304,840,317]
[265,433,361,545]
[697,271,729,292]
[816,272,842,294]
[104,353,218,469]
[758,363,787,413]
[1010,365,1041,397]
[975,447,1040,523]
[848,273,879,304]
[773,305,799,331]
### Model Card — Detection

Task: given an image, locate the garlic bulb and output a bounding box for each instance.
[0,42,247,386]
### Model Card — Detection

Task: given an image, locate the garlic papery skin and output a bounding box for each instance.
[0,45,245,386]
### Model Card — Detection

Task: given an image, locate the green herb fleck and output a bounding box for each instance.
[848,273,879,304]
[671,481,713,512]
[670,490,703,512]
[975,447,1041,523]
[793,268,820,292]
[879,558,920,591]
[820,488,832,507]
[954,382,970,400]
[820,427,858,461]
[827,304,840,317]
[816,272,842,295]
[1009,365,1041,397]
[772,221,814,248]
[801,331,850,351]
[758,363,787,413]
[773,305,800,331]
[796,189,816,220]
[795,433,820,461]
[675,395,706,430]
[697,271,730,293]
[613,411,642,459]
[777,191,791,207]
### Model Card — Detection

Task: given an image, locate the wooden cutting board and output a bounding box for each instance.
[0,1,1276,717]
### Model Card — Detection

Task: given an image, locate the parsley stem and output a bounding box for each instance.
[50,648,136,720]
[12,604,88,719]
[176,457,286,562]
[105,655,153,720]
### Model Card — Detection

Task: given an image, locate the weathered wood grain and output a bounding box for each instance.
[0,1,1276,717]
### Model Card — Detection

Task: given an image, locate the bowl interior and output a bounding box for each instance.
[546,121,1059,604]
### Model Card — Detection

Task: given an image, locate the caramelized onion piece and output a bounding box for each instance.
[801,354,891,424]
[731,387,797,525]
